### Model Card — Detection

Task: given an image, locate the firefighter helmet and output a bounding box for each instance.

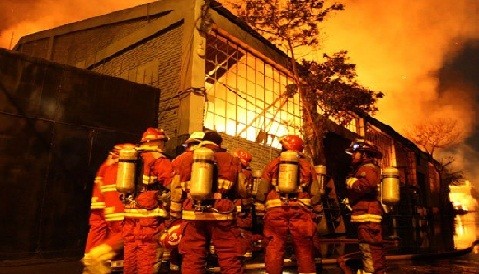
[141,128,169,143]
[160,220,184,249]
[183,131,205,147]
[346,139,382,159]
[111,143,135,158]
[279,135,304,152]
[203,130,222,145]
[232,148,252,167]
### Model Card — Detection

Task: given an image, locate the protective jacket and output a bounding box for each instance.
[85,161,109,253]
[346,160,386,274]
[173,143,245,274]
[122,150,172,274]
[259,154,321,274]
[346,161,382,223]
[99,162,124,251]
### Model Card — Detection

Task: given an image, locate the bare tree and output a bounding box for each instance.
[230,0,382,164]
[405,118,463,159]
[405,118,464,184]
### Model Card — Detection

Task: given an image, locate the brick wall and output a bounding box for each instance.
[18,37,50,59]
[92,25,184,139]
[53,18,155,65]
[18,16,165,67]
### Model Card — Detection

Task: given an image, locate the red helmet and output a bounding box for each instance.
[160,220,184,249]
[232,148,252,167]
[279,135,304,152]
[141,128,169,143]
[346,139,382,159]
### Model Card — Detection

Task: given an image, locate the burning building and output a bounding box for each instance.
[12,0,451,252]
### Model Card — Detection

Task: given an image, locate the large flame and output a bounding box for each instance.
[320,0,479,189]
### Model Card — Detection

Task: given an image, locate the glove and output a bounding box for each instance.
[82,252,92,267]
[159,190,171,203]
[89,243,115,263]
[341,198,352,212]
[82,247,112,274]
[346,177,358,189]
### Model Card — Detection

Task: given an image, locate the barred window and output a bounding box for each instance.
[204,30,302,148]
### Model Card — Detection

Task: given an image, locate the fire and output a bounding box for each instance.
[2,0,478,186]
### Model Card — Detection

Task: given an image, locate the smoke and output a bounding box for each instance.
[437,40,479,188]
[320,0,479,189]
[0,0,156,49]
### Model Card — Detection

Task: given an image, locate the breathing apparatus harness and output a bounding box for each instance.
[188,141,236,215]
[116,145,169,207]
[271,151,312,208]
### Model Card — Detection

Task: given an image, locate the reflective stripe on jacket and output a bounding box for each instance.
[350,213,382,223]
[264,198,311,210]
[181,210,235,221]
[124,208,168,218]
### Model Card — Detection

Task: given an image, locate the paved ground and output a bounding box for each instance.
[1,244,477,274]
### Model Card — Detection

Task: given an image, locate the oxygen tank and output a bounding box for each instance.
[314,165,326,195]
[116,147,138,194]
[252,170,263,197]
[278,151,299,194]
[381,166,400,205]
[189,147,215,200]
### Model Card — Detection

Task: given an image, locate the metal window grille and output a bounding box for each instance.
[204,30,302,148]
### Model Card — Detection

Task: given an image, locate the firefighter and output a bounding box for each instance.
[345,139,386,274]
[172,130,246,274]
[99,144,135,271]
[231,148,255,259]
[84,160,109,255]
[161,131,204,272]
[122,128,173,274]
[182,132,203,152]
[83,155,110,272]
[83,144,132,274]
[256,135,322,274]
[169,131,205,219]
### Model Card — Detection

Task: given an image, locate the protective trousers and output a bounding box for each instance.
[263,206,316,274]
[356,222,386,274]
[236,203,254,256]
[179,220,244,274]
[122,217,162,274]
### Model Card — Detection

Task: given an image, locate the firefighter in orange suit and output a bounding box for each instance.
[232,148,255,258]
[345,140,386,274]
[256,135,322,274]
[83,144,131,273]
[162,132,204,272]
[171,130,246,274]
[84,162,108,256]
[122,128,173,274]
